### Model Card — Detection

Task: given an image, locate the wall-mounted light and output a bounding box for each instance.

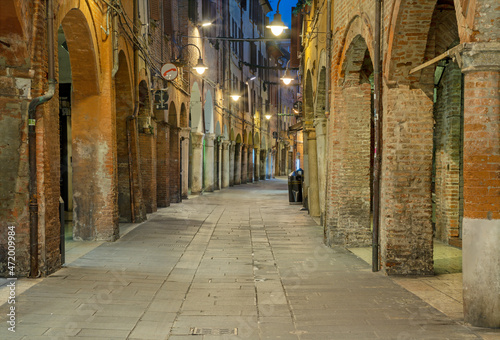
[265,114,272,120]
[176,44,208,75]
[281,60,294,85]
[230,94,241,101]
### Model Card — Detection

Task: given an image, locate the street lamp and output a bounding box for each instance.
[280,60,294,85]
[266,0,288,36]
[177,43,208,75]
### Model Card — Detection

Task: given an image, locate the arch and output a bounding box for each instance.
[304,70,314,120]
[61,9,99,95]
[180,103,188,128]
[223,124,229,139]
[0,1,28,67]
[261,135,267,149]
[204,90,214,133]
[0,1,23,36]
[230,128,235,141]
[247,131,253,146]
[115,50,135,222]
[341,35,373,87]
[242,130,247,144]
[138,80,150,116]
[215,121,222,136]
[168,101,179,127]
[254,132,260,147]
[236,134,242,143]
[190,82,203,133]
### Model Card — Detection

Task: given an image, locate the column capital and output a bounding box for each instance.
[179,127,191,138]
[205,133,216,147]
[191,131,205,148]
[461,42,500,73]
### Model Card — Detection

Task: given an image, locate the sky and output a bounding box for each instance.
[267,0,297,29]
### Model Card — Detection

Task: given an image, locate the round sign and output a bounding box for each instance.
[161,63,178,81]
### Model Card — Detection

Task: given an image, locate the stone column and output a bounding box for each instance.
[229,141,235,186]
[302,130,310,210]
[203,133,216,192]
[314,117,327,222]
[306,127,320,217]
[247,145,254,183]
[260,149,267,180]
[254,147,260,181]
[190,131,204,195]
[241,144,248,184]
[222,140,230,188]
[215,138,222,190]
[266,149,272,179]
[234,143,242,185]
[461,42,500,328]
[180,127,190,199]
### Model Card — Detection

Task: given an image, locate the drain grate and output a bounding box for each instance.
[190,327,238,335]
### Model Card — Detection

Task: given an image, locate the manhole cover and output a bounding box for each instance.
[190,328,238,335]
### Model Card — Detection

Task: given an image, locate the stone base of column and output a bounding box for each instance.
[463,219,500,328]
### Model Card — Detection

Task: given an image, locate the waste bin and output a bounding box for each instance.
[288,169,303,205]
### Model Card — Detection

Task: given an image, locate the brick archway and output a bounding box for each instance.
[61,9,117,241]
[326,35,373,247]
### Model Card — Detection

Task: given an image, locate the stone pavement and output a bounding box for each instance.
[0,178,489,339]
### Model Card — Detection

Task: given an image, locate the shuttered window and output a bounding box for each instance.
[150,0,160,20]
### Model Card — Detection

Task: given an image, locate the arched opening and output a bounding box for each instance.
[60,9,117,242]
[115,51,143,223]
[180,103,189,199]
[425,0,463,267]
[157,102,174,208]
[328,35,373,247]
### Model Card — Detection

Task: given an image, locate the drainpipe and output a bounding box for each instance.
[126,105,139,223]
[28,0,56,278]
[111,8,119,78]
[325,0,331,118]
[372,0,383,272]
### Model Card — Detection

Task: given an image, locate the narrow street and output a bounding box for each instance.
[0,179,483,339]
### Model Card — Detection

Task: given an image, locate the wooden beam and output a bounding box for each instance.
[409,44,464,74]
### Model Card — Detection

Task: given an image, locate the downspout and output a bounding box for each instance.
[111,8,119,78]
[28,0,56,278]
[126,105,139,223]
[372,0,383,272]
[325,0,331,118]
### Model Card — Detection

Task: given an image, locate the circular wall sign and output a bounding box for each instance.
[161,63,178,81]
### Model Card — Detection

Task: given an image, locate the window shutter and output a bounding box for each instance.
[164,1,173,36]
[150,0,160,21]
[189,0,198,23]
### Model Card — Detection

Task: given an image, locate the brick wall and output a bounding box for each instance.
[381,86,434,275]
[139,132,157,213]
[463,71,500,219]
[168,127,181,203]
[433,62,463,244]
[157,123,170,207]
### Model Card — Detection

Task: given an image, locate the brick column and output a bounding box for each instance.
[234,143,242,185]
[139,128,157,214]
[222,140,230,188]
[190,131,204,195]
[461,42,500,328]
[203,133,215,192]
[156,122,170,207]
[241,144,248,184]
[229,141,235,186]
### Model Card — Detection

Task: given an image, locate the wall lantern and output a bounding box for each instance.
[177,44,208,75]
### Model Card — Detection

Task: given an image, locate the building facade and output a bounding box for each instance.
[295,0,499,328]
[0,0,296,279]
